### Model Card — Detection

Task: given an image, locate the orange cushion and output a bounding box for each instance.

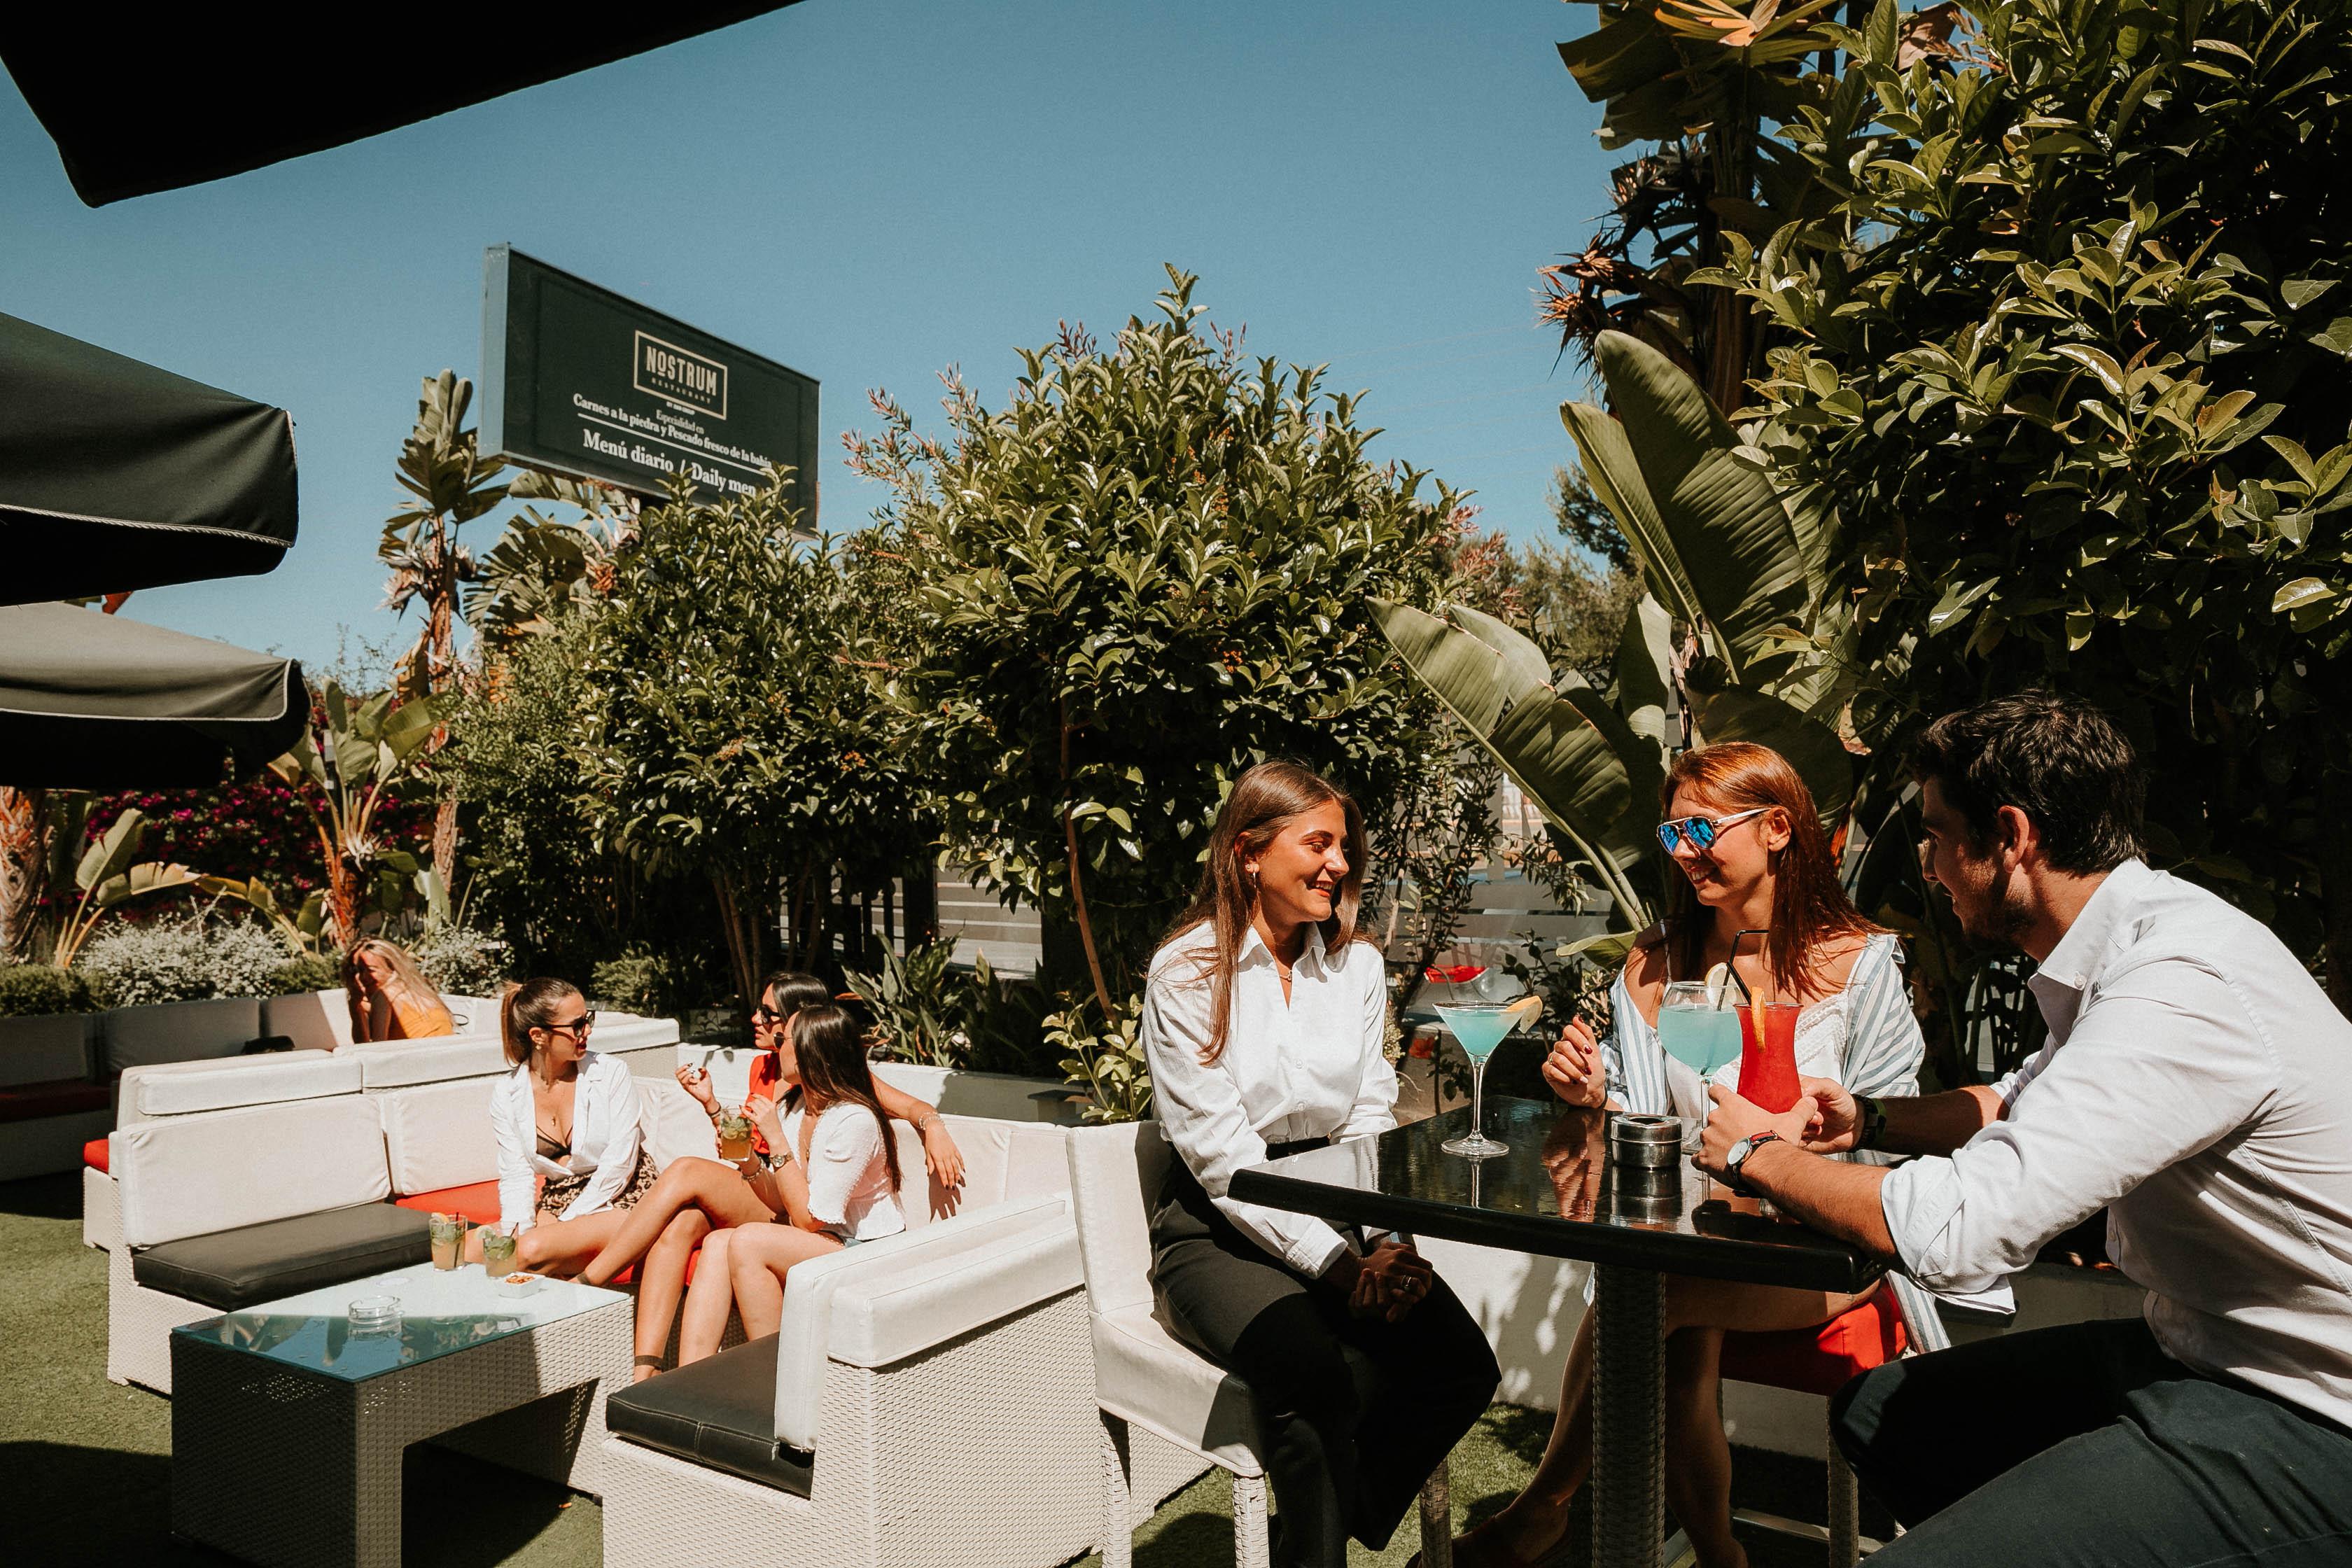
[83,1137,110,1173]
[395,1180,504,1226]
[1720,1288,1908,1397]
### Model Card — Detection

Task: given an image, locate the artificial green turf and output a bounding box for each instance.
[4,1172,1858,1566]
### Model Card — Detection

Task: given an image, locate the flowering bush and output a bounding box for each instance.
[409,924,509,997]
[76,915,296,1008]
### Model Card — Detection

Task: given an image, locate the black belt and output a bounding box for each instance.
[1265,1135,1331,1161]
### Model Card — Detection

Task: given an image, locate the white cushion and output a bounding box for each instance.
[640,1077,718,1170]
[102,997,264,1072]
[348,1035,512,1088]
[1067,1121,1170,1317]
[772,1196,1072,1450]
[259,989,356,1053]
[378,1077,500,1193]
[119,1050,359,1122]
[0,1012,94,1086]
[1092,1303,1265,1476]
[830,1208,1080,1368]
[114,1094,388,1247]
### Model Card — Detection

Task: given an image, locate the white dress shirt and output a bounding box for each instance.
[1880,860,2352,1428]
[492,1050,645,1232]
[1142,920,1399,1277]
[783,1101,906,1242]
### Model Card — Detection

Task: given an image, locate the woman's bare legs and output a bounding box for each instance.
[628,1208,710,1381]
[726,1224,842,1342]
[577,1157,771,1286]
[484,1210,629,1277]
[1473,1278,1872,1567]
[676,1230,739,1368]
[1665,1326,1744,1568]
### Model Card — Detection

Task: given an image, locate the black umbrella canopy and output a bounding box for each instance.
[0,312,299,606]
[0,603,306,790]
[0,4,800,206]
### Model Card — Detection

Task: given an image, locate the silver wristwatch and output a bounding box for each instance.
[1723,1130,1782,1196]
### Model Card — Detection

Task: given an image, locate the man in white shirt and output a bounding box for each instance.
[1698,692,2352,1563]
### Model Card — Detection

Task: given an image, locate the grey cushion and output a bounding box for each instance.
[131,1202,431,1310]
[606,1334,813,1497]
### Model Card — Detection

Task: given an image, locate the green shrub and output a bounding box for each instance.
[267,953,342,996]
[410,924,508,997]
[76,916,293,1009]
[591,951,678,1017]
[0,964,93,1016]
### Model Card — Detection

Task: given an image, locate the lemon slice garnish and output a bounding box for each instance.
[1504,993,1546,1031]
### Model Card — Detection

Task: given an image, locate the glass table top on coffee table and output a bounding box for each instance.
[173,1264,625,1382]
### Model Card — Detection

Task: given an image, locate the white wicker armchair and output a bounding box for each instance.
[1066,1121,1453,1568]
[598,1194,1098,1568]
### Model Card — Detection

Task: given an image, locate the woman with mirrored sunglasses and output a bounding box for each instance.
[1442,743,1932,1568]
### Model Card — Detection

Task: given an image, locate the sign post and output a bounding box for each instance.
[479,245,819,523]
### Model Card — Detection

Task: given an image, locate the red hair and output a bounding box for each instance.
[1659,743,1879,1002]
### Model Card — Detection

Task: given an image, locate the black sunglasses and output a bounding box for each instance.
[540,1011,597,1038]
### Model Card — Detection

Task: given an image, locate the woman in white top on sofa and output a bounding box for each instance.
[467,976,661,1278]
[673,1003,906,1367]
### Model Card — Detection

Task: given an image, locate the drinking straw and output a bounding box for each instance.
[1733,927,1771,1049]
[1716,930,1765,1009]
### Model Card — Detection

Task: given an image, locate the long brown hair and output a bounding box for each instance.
[786,1003,904,1193]
[1659,742,1879,1002]
[500,976,584,1067]
[1162,761,1371,1064]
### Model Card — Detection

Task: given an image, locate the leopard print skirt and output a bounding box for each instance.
[534,1149,659,1224]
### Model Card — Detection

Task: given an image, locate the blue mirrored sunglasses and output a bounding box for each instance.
[1656,807,1768,855]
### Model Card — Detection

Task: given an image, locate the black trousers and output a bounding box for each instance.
[1832,1318,2352,1566]
[1149,1156,1499,1568]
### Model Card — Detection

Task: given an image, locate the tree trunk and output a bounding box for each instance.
[1057,699,1119,1023]
[712,870,755,1013]
[0,787,50,964]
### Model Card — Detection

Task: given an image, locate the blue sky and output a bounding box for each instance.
[1,0,1615,673]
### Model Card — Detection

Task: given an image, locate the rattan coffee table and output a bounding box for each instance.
[170,1263,632,1568]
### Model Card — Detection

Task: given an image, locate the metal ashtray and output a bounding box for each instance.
[1608,1163,1683,1224]
[1609,1114,1684,1169]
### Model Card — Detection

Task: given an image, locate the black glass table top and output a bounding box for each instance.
[1228,1098,1884,1293]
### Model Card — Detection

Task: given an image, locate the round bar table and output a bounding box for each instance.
[1230,1098,1882,1568]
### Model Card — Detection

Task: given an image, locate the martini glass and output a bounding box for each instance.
[1437,1000,1515,1159]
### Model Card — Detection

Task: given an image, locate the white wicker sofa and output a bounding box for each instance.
[82,1001,679,1252]
[596,1116,1100,1568]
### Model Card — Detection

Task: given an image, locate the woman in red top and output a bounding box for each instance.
[578,970,965,1380]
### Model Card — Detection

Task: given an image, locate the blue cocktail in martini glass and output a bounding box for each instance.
[1436,999,1519,1159]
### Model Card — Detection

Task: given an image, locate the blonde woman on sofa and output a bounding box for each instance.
[466,978,667,1292]
[343,936,454,1042]
[673,1003,908,1366]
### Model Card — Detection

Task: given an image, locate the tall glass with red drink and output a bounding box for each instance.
[1735,1002,1802,1114]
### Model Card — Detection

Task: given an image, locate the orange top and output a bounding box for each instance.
[390,994,455,1040]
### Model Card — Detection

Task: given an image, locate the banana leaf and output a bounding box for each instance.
[1564,330,1814,687]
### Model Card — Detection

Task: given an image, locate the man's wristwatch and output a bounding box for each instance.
[1855,1095,1888,1152]
[1723,1130,1782,1196]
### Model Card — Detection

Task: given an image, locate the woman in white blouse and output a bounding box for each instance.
[1143,762,1499,1568]
[673,1003,906,1367]
[470,977,659,1278]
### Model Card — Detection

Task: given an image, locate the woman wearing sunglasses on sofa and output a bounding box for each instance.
[470,978,657,1278]
[1445,742,1927,1568]
[671,1002,909,1366]
[573,970,962,1380]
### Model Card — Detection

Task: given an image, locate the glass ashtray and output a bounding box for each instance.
[349,1294,402,1327]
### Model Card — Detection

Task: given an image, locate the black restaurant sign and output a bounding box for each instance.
[480,245,818,519]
